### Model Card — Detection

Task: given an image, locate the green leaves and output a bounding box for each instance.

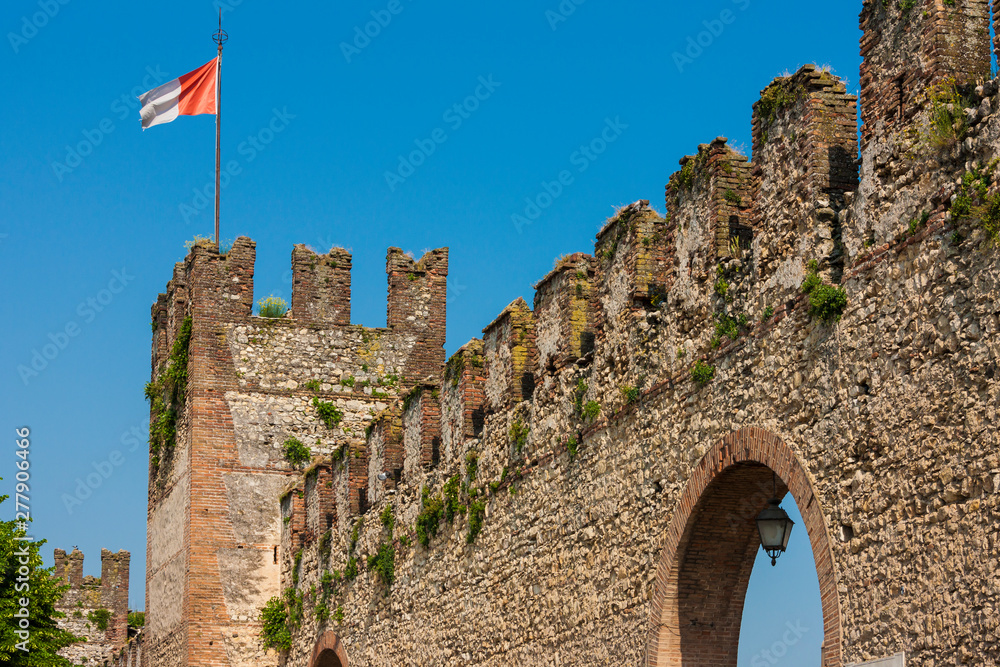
[0,491,81,666]
[282,438,311,467]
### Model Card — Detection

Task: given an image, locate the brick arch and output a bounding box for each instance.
[309,631,349,667]
[645,427,841,667]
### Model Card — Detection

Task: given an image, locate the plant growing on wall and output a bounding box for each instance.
[329,443,347,463]
[284,587,304,629]
[807,284,848,321]
[443,475,465,522]
[401,386,423,412]
[711,312,750,348]
[566,435,579,461]
[691,360,716,385]
[282,437,311,467]
[184,235,215,251]
[258,597,291,651]
[257,295,288,319]
[619,385,641,404]
[291,550,303,587]
[571,379,588,417]
[344,556,359,581]
[950,163,1000,246]
[87,608,112,631]
[581,401,601,422]
[312,397,344,428]
[465,451,479,482]
[319,530,332,564]
[380,504,394,534]
[445,352,468,387]
[924,77,973,150]
[415,486,444,547]
[800,260,848,322]
[466,500,487,544]
[367,543,395,591]
[509,419,530,453]
[145,315,192,472]
[349,517,363,553]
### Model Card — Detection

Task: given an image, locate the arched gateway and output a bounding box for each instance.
[309,631,349,667]
[646,428,842,667]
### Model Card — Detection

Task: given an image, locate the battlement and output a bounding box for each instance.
[482,297,537,412]
[54,548,130,665]
[859,0,991,147]
[751,65,858,194]
[291,244,353,325]
[751,65,859,305]
[145,8,1000,660]
[533,253,597,376]
[401,381,443,477]
[153,241,448,374]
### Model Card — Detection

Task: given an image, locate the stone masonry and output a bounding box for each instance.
[143,1,1000,665]
[53,548,130,666]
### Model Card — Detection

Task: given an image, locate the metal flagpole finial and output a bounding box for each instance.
[213,10,228,48]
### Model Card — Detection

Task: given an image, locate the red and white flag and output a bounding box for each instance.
[139,58,218,129]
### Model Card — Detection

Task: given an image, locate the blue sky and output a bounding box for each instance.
[1,0,860,661]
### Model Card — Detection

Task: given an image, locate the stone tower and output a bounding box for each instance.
[144,241,447,667]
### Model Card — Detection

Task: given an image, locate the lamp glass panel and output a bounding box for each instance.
[780,519,794,550]
[757,518,784,549]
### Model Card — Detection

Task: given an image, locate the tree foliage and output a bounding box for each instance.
[0,481,81,666]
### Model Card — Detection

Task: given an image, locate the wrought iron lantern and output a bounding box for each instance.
[756,477,794,566]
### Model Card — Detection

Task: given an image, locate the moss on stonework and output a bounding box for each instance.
[758,78,806,144]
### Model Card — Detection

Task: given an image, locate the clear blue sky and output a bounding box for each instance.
[1,0,860,661]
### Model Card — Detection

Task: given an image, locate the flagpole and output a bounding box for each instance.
[213,11,228,248]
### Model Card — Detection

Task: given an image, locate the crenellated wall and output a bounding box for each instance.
[145,243,448,667]
[268,63,1000,667]
[54,548,130,666]
[146,4,1000,665]
[751,64,859,311]
[859,0,990,148]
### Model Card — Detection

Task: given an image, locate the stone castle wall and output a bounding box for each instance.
[144,241,448,667]
[54,548,130,666]
[145,1,1000,665]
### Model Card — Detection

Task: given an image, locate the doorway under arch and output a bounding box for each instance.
[309,631,349,667]
[645,428,842,667]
